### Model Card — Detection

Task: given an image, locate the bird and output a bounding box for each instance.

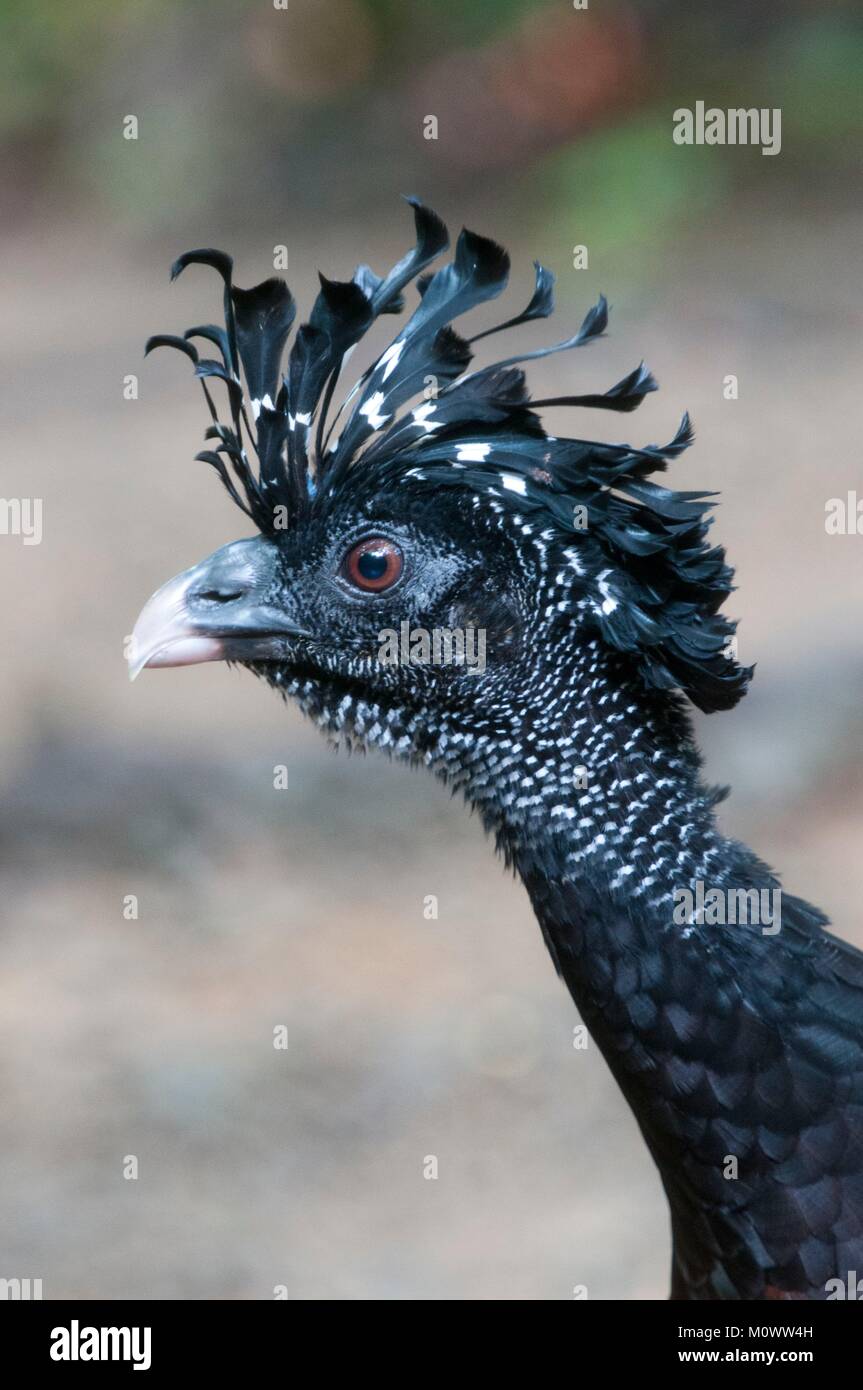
[129,199,863,1300]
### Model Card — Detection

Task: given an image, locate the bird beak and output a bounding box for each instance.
[127,536,310,680]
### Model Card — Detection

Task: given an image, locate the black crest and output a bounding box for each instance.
[145,198,752,713]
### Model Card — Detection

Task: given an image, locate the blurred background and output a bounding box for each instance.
[1,0,862,1300]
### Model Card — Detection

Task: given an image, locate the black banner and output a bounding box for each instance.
[3,1296,858,1375]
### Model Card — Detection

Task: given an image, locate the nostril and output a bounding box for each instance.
[194,587,246,605]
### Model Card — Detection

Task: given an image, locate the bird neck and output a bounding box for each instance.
[458,637,735,914]
[452,634,776,1004]
[451,643,795,1295]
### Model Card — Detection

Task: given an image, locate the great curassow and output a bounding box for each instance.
[129,201,863,1300]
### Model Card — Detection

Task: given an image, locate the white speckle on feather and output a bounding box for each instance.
[360,392,390,430]
[456,443,491,463]
[500,472,526,495]
[412,402,441,433]
[378,340,405,382]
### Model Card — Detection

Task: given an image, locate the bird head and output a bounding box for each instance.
[129,201,751,774]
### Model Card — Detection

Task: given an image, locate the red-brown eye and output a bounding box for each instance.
[343,537,404,593]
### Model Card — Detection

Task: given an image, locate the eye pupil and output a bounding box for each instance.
[358,549,388,581]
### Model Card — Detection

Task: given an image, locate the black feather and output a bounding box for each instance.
[230,279,296,406]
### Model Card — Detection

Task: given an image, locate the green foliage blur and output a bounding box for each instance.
[1,0,861,250]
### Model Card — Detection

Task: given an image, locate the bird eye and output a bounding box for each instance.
[343,537,404,593]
